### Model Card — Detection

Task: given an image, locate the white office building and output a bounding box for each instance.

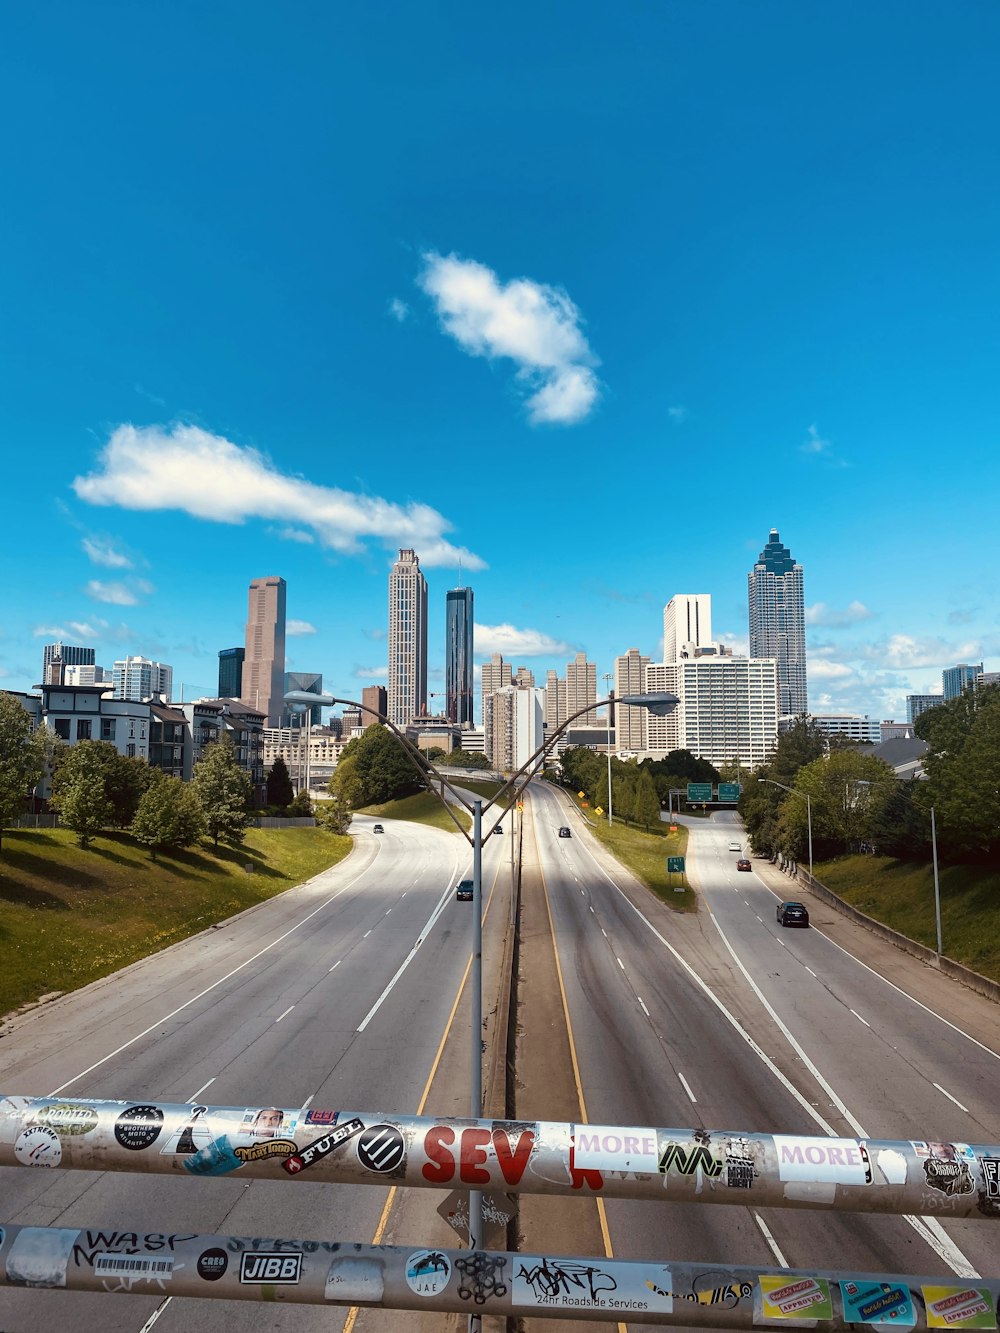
[803,713,881,744]
[112,656,173,702]
[387,549,428,727]
[484,686,544,774]
[664,594,713,662]
[645,657,778,769]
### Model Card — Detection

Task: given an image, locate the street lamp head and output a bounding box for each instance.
[284,689,338,710]
[617,691,679,717]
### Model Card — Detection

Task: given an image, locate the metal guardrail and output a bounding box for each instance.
[3,1094,998,1221]
[0,1222,997,1326]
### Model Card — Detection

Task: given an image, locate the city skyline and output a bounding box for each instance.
[3,4,1000,723]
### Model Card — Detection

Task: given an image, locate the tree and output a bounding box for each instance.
[49,740,115,847]
[192,734,252,847]
[438,750,492,771]
[316,794,352,834]
[916,683,1000,860]
[105,752,155,828]
[131,771,206,860]
[266,756,295,809]
[633,768,661,830]
[0,692,49,850]
[287,788,313,817]
[332,725,423,808]
[780,750,898,861]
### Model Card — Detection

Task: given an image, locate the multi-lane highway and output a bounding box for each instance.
[520,783,1000,1328]
[0,813,513,1332]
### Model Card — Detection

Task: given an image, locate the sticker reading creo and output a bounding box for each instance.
[114,1105,164,1151]
[406,1249,452,1296]
[572,1124,659,1174]
[774,1135,871,1185]
[197,1248,229,1281]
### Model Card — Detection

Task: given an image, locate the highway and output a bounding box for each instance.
[0,813,512,1332]
[521,783,1000,1330]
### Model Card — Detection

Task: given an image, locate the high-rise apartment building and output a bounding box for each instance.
[543,669,567,732]
[484,685,544,774]
[284,672,323,726]
[614,648,651,751]
[387,549,427,727]
[218,647,245,698]
[748,528,807,716]
[112,656,174,702]
[361,685,387,724]
[481,651,512,749]
[664,595,712,662]
[646,657,777,769]
[513,666,535,688]
[445,587,474,725]
[906,694,944,723]
[943,663,983,700]
[242,576,287,727]
[565,652,598,727]
[42,642,95,685]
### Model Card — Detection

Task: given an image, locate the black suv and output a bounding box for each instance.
[776,901,809,928]
[456,880,474,902]
[558,826,571,838]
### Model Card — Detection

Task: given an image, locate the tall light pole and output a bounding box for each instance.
[285,686,678,1325]
[762,777,813,879]
[876,780,943,959]
[604,673,613,825]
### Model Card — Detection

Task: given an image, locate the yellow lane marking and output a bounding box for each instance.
[540,860,627,1333]
[341,859,502,1331]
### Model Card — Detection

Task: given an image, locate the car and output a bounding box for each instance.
[372,824,384,834]
[494,823,503,834]
[455,880,474,901]
[776,900,809,928]
[736,858,751,872]
[728,840,742,852]
[558,826,571,838]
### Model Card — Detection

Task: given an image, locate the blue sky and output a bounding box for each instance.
[2,2,998,722]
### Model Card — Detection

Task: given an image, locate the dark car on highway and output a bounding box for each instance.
[736,858,751,872]
[776,900,809,927]
[558,826,571,838]
[456,880,474,902]
[373,824,384,834]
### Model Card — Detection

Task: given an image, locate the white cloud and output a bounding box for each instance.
[287,620,317,636]
[799,422,850,468]
[85,579,153,606]
[809,659,854,680]
[73,424,486,570]
[805,600,873,627]
[859,633,981,671]
[82,537,132,569]
[34,619,108,641]
[418,252,599,424]
[388,297,409,322]
[354,664,388,679]
[269,526,315,545]
[667,405,689,423]
[475,623,573,657]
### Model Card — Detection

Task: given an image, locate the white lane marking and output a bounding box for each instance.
[677,1072,697,1104]
[617,957,625,971]
[754,1213,789,1268]
[356,882,455,1033]
[755,915,763,923]
[588,852,979,1279]
[589,905,595,913]
[401,891,407,897]
[275,1005,295,1023]
[805,967,817,978]
[850,1009,871,1027]
[138,1297,172,1331]
[385,909,392,915]
[638,997,650,1017]
[363,930,372,939]
[48,875,371,1096]
[187,1077,215,1102]
[934,1082,970,1113]
[776,938,786,948]
[329,960,341,972]
[601,928,608,938]
[298,1093,314,1114]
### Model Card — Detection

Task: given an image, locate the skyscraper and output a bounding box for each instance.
[748,528,807,716]
[942,663,983,700]
[387,549,428,727]
[242,576,287,726]
[218,647,245,698]
[445,587,474,725]
[284,672,323,726]
[614,647,651,751]
[42,641,95,685]
[663,595,712,662]
[565,651,598,726]
[112,656,173,701]
[361,684,387,724]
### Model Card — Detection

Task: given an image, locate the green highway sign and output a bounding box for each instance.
[686,783,712,802]
[718,782,742,802]
[667,856,685,873]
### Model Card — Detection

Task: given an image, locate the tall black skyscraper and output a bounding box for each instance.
[218,646,245,698]
[445,587,474,724]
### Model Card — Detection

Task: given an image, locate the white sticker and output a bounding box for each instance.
[774,1135,870,1184]
[573,1125,659,1174]
[325,1256,385,1302]
[512,1256,673,1312]
[5,1227,77,1288]
[14,1125,62,1168]
[94,1253,174,1280]
[406,1249,452,1296]
[876,1148,908,1185]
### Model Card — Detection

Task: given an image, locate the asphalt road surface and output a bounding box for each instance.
[0,813,510,1333]
[523,784,1000,1331]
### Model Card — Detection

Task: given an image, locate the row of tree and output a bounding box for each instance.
[559,748,666,831]
[739,687,1000,866]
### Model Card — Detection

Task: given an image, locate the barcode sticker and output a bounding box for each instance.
[94,1253,174,1279]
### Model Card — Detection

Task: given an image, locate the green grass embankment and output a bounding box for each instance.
[0,826,351,1017]
[815,855,1000,983]
[358,790,472,834]
[576,808,695,912]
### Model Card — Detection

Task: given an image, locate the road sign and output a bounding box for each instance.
[686,783,712,802]
[718,782,742,802]
[667,856,685,873]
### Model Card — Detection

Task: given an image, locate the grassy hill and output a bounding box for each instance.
[0,826,351,1017]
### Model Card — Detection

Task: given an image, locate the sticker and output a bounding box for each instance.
[325,1256,385,1302]
[283,1117,365,1175]
[245,1107,287,1139]
[31,1102,99,1137]
[912,1142,975,1197]
[357,1123,405,1173]
[455,1253,508,1304]
[760,1275,834,1319]
[675,1278,754,1307]
[774,1136,871,1185]
[406,1249,453,1296]
[233,1138,297,1164]
[94,1253,174,1281]
[182,1134,242,1177]
[6,1227,77,1287]
[114,1105,164,1151]
[513,1256,673,1312]
[923,1287,997,1329]
[875,1149,908,1186]
[725,1136,759,1189]
[306,1108,340,1126]
[14,1125,63,1167]
[573,1125,659,1174]
[977,1157,1000,1216]
[159,1105,212,1156]
[197,1248,229,1281]
[840,1280,915,1326]
[239,1251,303,1284]
[659,1139,723,1180]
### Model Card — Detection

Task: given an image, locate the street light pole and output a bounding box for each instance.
[762,778,813,879]
[604,673,613,825]
[930,804,942,958]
